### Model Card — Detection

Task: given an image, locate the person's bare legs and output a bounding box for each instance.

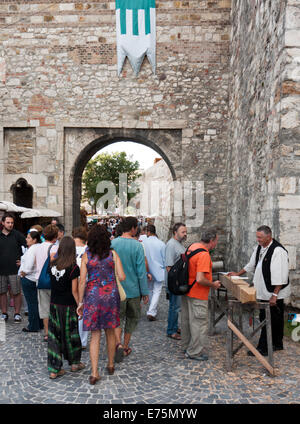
[13,293,22,315]
[123,332,132,350]
[43,318,49,337]
[115,327,122,347]
[90,330,101,378]
[0,293,8,314]
[105,328,116,368]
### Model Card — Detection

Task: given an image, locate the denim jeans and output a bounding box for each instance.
[167,290,181,335]
[21,277,43,331]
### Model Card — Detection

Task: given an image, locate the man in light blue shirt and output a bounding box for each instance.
[142,225,166,321]
[111,217,149,361]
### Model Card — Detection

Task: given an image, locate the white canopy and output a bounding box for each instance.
[20,209,61,219]
[0,201,30,213]
[0,201,61,218]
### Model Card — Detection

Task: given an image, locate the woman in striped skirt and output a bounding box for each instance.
[48,236,85,379]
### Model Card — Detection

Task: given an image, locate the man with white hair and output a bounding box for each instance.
[229,225,291,356]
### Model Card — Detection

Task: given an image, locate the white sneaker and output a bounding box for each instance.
[0,313,8,322]
[14,314,22,323]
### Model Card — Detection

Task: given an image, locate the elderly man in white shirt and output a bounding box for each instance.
[142,225,166,321]
[228,225,291,356]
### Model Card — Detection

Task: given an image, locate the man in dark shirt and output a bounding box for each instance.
[0,213,26,322]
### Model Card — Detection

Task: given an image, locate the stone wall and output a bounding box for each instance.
[133,158,173,243]
[227,0,300,307]
[0,0,231,261]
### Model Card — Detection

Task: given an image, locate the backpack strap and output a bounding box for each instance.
[185,247,207,289]
[70,264,78,279]
[47,242,55,255]
[186,247,207,259]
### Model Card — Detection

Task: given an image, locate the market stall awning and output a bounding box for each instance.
[20,209,62,218]
[0,201,30,213]
[0,201,61,218]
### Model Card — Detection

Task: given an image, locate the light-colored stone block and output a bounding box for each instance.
[285,30,300,47]
[279,195,300,209]
[285,245,297,270]
[279,177,297,194]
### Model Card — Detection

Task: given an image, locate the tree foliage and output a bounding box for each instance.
[82,151,141,212]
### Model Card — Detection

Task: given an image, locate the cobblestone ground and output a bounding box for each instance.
[0,289,299,404]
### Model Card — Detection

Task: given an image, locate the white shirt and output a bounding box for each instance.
[35,241,58,280]
[142,236,166,282]
[76,245,87,268]
[18,244,40,282]
[244,241,291,301]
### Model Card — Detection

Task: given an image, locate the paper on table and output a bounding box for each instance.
[230,276,248,280]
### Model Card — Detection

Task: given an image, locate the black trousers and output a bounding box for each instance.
[257,299,284,352]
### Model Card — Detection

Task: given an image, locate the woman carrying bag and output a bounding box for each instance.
[77,225,125,385]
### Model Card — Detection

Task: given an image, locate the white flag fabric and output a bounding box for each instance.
[116,0,156,76]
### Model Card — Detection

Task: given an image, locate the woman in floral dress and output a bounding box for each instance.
[77,224,125,385]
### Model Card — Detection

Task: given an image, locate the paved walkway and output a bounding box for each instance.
[0,290,299,404]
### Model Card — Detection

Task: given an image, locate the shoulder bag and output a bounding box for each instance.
[112,250,126,302]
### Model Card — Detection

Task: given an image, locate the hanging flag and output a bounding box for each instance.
[116,0,156,76]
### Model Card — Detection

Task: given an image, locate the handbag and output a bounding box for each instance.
[37,244,54,290]
[112,250,126,302]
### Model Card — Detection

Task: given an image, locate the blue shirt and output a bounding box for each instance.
[111,237,149,298]
[142,236,166,282]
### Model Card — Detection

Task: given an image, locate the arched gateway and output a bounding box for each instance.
[64,128,181,234]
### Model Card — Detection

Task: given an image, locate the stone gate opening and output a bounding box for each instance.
[64,128,181,239]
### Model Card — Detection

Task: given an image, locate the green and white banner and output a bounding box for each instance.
[116,0,156,76]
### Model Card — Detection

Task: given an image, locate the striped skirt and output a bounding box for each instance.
[48,303,82,373]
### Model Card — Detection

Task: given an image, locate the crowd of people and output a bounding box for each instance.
[0,212,291,384]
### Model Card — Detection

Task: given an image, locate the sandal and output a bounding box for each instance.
[167,333,181,340]
[71,362,86,372]
[115,343,124,363]
[123,347,132,357]
[49,369,66,379]
[43,335,48,342]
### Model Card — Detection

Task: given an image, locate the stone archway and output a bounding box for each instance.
[64,128,182,234]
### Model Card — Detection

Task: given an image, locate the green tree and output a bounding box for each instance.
[82,151,141,213]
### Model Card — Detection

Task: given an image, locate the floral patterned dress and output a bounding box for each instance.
[83,249,120,331]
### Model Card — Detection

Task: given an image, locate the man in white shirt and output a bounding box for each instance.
[142,225,166,321]
[228,225,291,355]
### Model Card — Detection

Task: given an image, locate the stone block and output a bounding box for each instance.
[36,156,55,173]
[59,3,75,11]
[285,30,300,47]
[281,110,299,129]
[36,187,47,197]
[279,195,300,209]
[279,177,297,194]
[182,129,193,138]
[35,174,48,188]
[285,245,297,270]
[285,6,300,30]
[46,129,57,138]
[47,195,57,206]
[280,210,300,245]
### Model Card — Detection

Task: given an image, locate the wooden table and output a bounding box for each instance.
[208,273,276,376]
